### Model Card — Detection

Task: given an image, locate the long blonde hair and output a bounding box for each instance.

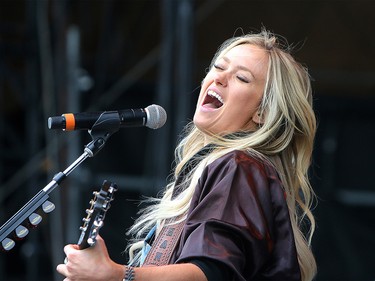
[127,29,317,281]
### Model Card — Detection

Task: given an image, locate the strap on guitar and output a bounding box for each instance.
[142,145,215,266]
[142,217,185,266]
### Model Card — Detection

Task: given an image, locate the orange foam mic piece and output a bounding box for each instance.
[64,113,75,131]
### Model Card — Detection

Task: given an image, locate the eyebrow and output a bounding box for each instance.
[220,56,256,80]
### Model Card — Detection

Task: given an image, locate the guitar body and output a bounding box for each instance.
[77,180,117,250]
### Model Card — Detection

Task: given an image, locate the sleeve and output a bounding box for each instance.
[188,258,232,281]
[174,152,278,280]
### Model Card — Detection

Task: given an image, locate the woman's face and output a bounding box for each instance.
[193,44,269,136]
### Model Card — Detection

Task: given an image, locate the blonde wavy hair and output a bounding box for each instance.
[127,29,317,281]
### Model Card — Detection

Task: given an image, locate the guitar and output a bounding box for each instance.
[77,180,117,249]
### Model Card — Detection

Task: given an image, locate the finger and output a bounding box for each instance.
[63,244,74,255]
[64,243,80,259]
[96,234,104,244]
[56,264,69,277]
[97,235,110,250]
[95,236,104,248]
[71,243,80,250]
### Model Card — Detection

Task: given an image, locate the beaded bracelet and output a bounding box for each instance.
[123,265,135,281]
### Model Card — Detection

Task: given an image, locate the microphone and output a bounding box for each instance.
[48,104,167,131]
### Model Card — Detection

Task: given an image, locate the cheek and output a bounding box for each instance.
[228,92,262,121]
[236,87,263,108]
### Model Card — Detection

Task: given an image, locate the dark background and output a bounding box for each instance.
[1,0,375,280]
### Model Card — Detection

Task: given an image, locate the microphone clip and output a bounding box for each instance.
[85,111,120,157]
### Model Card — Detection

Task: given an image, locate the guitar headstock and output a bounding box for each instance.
[77,180,117,250]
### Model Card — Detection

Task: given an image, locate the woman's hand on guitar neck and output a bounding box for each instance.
[56,235,125,281]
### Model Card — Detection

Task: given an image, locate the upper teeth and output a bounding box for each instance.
[208,90,224,104]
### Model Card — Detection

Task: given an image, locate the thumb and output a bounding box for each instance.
[91,235,109,255]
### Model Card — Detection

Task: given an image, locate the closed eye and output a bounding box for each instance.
[214,63,250,83]
[213,64,224,70]
[237,76,250,83]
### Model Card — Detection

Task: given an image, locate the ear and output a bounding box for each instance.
[252,110,264,125]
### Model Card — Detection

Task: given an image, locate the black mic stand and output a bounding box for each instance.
[0,115,120,251]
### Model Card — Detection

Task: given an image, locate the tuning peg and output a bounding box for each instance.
[42,200,55,213]
[82,217,90,223]
[28,213,42,228]
[15,225,29,239]
[1,237,15,251]
[79,225,87,231]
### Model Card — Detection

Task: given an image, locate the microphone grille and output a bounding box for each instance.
[145,104,167,129]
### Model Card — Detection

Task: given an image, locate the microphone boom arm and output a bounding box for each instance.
[0,124,118,251]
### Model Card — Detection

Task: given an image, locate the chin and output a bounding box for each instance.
[192,119,207,133]
[192,120,204,132]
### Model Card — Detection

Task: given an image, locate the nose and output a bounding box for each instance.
[213,71,228,87]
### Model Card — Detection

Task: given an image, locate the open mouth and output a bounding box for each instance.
[202,90,224,109]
